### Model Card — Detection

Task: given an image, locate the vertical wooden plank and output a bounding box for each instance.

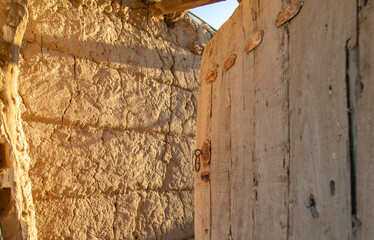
[288,0,356,239]
[201,3,256,239]
[194,32,217,240]
[209,16,233,240]
[253,0,289,239]
[196,0,291,239]
[357,2,374,239]
[225,1,256,239]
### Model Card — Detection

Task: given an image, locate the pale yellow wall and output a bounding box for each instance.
[15,0,213,239]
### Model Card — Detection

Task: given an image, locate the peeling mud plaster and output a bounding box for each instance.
[11,0,214,239]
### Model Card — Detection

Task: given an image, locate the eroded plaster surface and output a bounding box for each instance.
[16,0,213,238]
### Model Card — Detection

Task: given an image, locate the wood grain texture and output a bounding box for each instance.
[195,0,370,239]
[357,2,374,239]
[195,27,218,240]
[288,0,356,239]
[253,1,289,239]
[227,2,257,239]
[196,1,289,239]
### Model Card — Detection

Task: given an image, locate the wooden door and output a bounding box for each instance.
[194,0,371,239]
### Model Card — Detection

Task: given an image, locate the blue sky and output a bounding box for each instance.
[190,0,239,30]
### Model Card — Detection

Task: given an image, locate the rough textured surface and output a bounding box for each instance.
[195,1,290,239]
[2,0,371,239]
[288,0,356,239]
[195,0,370,239]
[0,0,37,239]
[357,1,374,239]
[34,191,193,239]
[17,0,213,238]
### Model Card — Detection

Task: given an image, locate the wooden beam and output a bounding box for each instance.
[149,0,225,16]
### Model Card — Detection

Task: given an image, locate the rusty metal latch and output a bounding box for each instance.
[246,30,264,53]
[206,69,217,84]
[224,54,236,71]
[201,139,211,165]
[194,139,211,172]
[194,149,202,172]
[275,0,304,27]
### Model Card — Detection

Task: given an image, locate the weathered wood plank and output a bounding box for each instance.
[228,1,256,239]
[253,0,289,239]
[196,3,255,239]
[196,0,290,239]
[150,0,224,16]
[288,0,356,239]
[196,1,364,239]
[357,2,374,239]
[209,21,232,240]
[194,26,217,240]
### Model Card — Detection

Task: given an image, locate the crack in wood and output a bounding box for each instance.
[345,40,362,239]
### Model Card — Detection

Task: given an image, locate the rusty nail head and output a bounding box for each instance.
[201,139,211,165]
[205,69,217,84]
[246,30,264,53]
[275,0,304,27]
[224,54,236,71]
[201,171,210,183]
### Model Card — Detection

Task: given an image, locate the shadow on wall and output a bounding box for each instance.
[16,1,214,238]
[20,37,201,136]
[0,43,20,65]
[30,35,202,72]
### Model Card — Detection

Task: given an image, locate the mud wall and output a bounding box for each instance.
[16,0,213,238]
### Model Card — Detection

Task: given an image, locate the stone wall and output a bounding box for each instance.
[16,0,213,238]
